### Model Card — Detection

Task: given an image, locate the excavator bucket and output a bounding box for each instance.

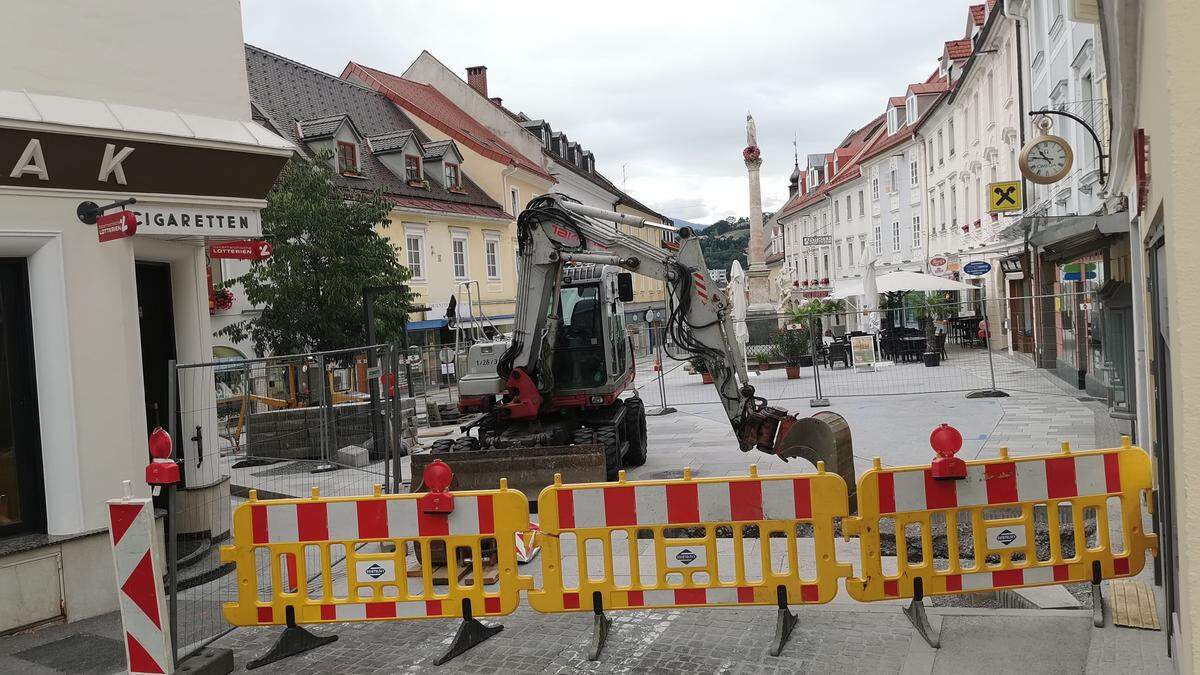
[773,411,857,513]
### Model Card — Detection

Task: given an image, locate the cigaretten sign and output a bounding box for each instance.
[96,210,137,243]
[208,239,272,261]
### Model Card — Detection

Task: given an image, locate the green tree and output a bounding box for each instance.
[219,154,412,354]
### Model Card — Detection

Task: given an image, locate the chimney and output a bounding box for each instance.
[466,66,488,98]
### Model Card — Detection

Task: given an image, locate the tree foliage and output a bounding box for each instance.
[218,154,412,355]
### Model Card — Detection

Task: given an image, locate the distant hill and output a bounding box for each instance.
[671,218,709,231]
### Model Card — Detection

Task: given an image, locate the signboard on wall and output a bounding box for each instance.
[802,235,833,246]
[96,210,137,243]
[208,239,272,260]
[129,205,262,238]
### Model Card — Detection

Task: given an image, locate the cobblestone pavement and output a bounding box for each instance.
[213,604,915,673]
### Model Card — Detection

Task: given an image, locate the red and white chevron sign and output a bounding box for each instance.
[107,496,173,675]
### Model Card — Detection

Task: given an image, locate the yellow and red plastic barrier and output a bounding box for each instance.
[217,430,1158,665]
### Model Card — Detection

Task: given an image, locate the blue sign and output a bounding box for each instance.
[963,261,992,276]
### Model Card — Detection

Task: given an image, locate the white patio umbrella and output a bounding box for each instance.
[831,270,980,297]
[728,261,749,375]
[860,248,881,333]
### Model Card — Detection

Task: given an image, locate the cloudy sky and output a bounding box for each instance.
[242,0,972,224]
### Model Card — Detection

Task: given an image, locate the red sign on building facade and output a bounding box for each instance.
[96,210,137,243]
[208,239,272,261]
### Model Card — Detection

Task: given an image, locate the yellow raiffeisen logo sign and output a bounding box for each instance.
[988,180,1023,212]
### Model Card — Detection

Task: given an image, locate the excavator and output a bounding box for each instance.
[416,193,854,500]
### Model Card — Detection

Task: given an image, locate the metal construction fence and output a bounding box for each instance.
[165,343,417,663]
[630,291,1103,412]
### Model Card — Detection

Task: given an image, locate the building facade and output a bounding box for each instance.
[342,62,556,341]
[0,1,290,631]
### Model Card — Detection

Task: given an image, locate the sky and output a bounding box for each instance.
[242,0,972,224]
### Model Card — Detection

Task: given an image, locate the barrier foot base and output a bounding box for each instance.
[247,607,337,670]
[966,389,1009,398]
[434,599,502,666]
[903,580,939,649]
[1092,561,1106,628]
[588,604,612,661]
[769,585,797,657]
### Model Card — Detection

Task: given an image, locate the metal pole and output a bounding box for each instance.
[242,361,252,456]
[313,354,336,472]
[166,359,179,667]
[810,317,830,407]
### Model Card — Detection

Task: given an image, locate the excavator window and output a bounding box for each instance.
[554,285,607,389]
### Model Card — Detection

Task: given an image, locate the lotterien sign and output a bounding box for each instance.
[129,205,261,238]
[802,235,833,246]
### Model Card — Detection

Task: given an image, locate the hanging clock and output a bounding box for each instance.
[1019,117,1073,185]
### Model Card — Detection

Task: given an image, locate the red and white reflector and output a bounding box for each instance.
[516,523,541,563]
[107,493,173,674]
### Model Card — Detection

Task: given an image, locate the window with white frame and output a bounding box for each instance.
[834,200,840,224]
[912,215,922,248]
[887,107,900,135]
[451,232,468,279]
[510,187,520,217]
[910,159,919,187]
[987,71,995,123]
[485,233,501,279]
[891,221,901,252]
[938,188,946,229]
[836,241,843,269]
[871,177,879,200]
[948,119,956,155]
[937,130,945,164]
[927,140,934,171]
[889,167,897,193]
[874,225,882,254]
[846,196,852,221]
[906,95,918,125]
[972,93,980,138]
[858,190,865,215]
[405,229,425,279]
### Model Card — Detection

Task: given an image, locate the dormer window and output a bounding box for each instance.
[887,107,901,135]
[444,163,462,190]
[404,155,422,181]
[906,95,918,125]
[337,141,359,175]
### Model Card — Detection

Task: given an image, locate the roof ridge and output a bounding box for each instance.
[246,45,381,97]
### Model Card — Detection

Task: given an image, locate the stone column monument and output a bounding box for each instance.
[742,114,780,343]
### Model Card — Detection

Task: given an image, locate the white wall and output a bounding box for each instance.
[0,1,253,121]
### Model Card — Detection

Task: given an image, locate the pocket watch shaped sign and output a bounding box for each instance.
[1019,133,1074,185]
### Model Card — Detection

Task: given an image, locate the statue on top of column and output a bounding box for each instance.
[743,113,761,163]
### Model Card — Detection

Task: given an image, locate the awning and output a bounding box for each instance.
[1030,212,1129,262]
[407,319,448,330]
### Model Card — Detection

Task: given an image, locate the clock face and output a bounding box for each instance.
[1020,135,1074,184]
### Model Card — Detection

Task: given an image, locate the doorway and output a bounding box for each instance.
[1147,236,1178,653]
[136,263,178,434]
[0,259,43,536]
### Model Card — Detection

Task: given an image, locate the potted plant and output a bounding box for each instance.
[755,351,770,373]
[906,292,954,367]
[691,356,713,384]
[773,328,810,378]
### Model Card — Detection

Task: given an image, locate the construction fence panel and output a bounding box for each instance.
[220,483,531,627]
[525,466,851,614]
[168,343,413,662]
[843,439,1157,603]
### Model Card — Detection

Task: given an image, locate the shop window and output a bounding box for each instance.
[0,260,43,536]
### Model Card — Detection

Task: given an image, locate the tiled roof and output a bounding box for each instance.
[970,4,986,26]
[945,39,973,60]
[861,90,949,160]
[245,44,508,219]
[421,139,455,160]
[776,117,886,218]
[366,130,415,154]
[296,115,348,140]
[908,81,950,95]
[341,62,554,182]
[888,96,907,107]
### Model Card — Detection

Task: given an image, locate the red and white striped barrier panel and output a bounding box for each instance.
[846,445,1157,602]
[529,468,851,613]
[107,495,172,675]
[221,486,530,627]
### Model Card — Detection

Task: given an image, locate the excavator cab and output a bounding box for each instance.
[551,264,633,395]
